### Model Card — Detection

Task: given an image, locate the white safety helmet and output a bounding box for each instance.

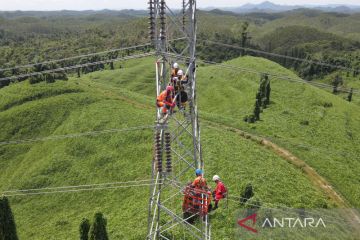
[173,62,179,69]
[177,69,184,76]
[212,175,220,181]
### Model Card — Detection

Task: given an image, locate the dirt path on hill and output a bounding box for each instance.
[205,121,360,227]
[204,121,349,207]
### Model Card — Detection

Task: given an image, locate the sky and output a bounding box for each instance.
[0,0,359,11]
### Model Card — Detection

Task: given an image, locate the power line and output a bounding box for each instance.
[0,52,156,82]
[0,125,156,146]
[2,179,154,194]
[2,183,159,197]
[164,179,350,224]
[165,52,359,95]
[202,60,360,94]
[201,39,360,74]
[2,176,352,224]
[0,42,153,72]
[0,37,186,73]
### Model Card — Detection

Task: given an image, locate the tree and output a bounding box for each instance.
[259,74,269,108]
[241,22,251,56]
[253,99,261,121]
[0,196,19,240]
[45,73,55,83]
[240,183,254,205]
[107,52,117,70]
[90,213,108,240]
[347,88,353,102]
[265,79,271,106]
[80,218,90,240]
[332,75,343,94]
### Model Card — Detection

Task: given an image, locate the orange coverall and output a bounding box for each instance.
[157,90,174,113]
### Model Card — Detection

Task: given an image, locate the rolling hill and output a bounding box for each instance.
[252,10,360,41]
[1,56,360,239]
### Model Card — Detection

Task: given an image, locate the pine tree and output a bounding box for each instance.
[253,99,261,121]
[332,75,343,94]
[259,74,269,108]
[256,91,261,104]
[80,218,90,240]
[0,196,19,240]
[348,88,353,102]
[265,80,271,106]
[241,22,250,56]
[90,213,108,240]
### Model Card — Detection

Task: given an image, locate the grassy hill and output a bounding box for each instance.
[1,56,359,239]
[251,10,360,42]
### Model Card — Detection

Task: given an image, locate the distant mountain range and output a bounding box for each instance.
[202,1,360,14]
[1,1,360,19]
[0,9,148,19]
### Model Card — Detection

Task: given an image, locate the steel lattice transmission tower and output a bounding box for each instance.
[147,0,210,239]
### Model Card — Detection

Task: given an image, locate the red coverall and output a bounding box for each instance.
[214,181,227,207]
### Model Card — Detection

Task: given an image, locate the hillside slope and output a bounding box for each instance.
[0,56,359,238]
[252,11,360,41]
[90,56,360,208]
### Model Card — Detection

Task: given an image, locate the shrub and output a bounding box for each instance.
[80,218,90,240]
[240,183,254,205]
[29,76,44,84]
[323,102,333,108]
[300,120,310,126]
[90,212,108,240]
[0,196,19,240]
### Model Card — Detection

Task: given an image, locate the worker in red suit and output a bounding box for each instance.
[212,175,227,209]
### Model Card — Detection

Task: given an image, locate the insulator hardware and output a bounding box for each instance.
[148,0,155,40]
[165,132,172,173]
[182,0,186,31]
[155,132,163,173]
[160,0,166,40]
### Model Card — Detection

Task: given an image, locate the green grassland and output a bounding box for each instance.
[0,56,359,239]
[0,55,347,239]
